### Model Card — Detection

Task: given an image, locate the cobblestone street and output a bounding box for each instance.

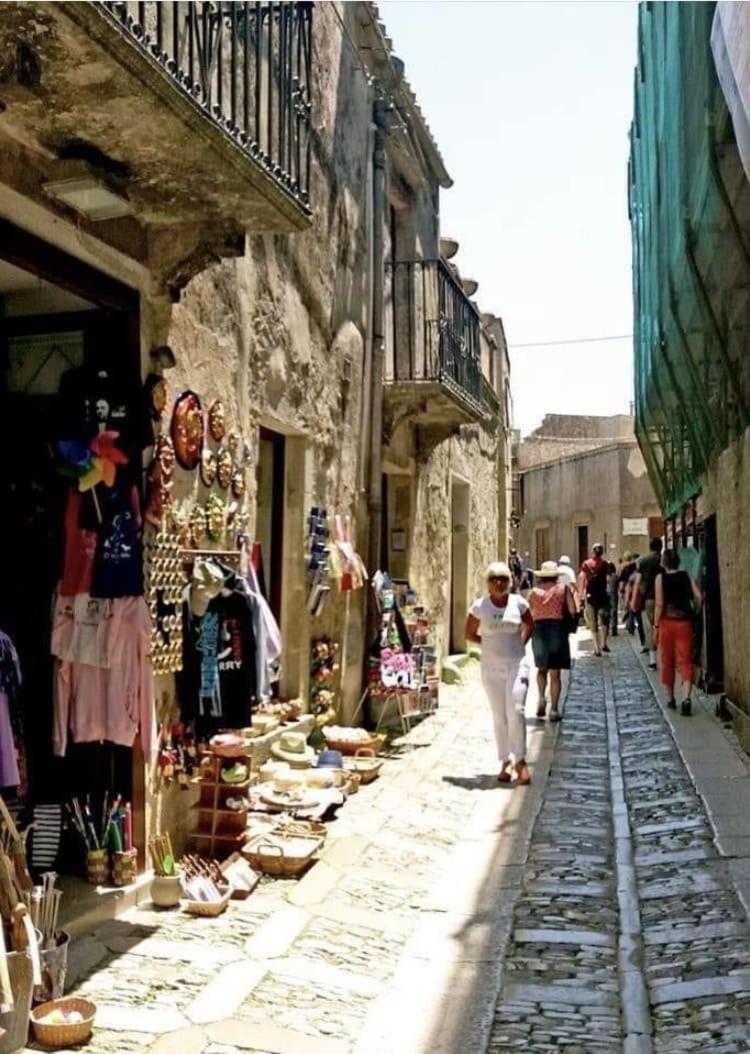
[24,634,750,1054]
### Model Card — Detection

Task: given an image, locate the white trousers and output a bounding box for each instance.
[481,662,528,763]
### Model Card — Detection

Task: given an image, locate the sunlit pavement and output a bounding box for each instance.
[25,633,750,1053]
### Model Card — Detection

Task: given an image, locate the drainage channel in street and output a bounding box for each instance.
[614,643,750,1054]
[488,653,624,1051]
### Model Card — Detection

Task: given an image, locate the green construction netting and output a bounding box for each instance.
[630,1,750,519]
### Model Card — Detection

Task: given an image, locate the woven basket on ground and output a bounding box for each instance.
[182,886,232,917]
[30,997,96,1048]
[323,731,383,756]
[244,834,323,877]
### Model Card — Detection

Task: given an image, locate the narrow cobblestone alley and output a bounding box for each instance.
[490,640,750,1054]
[21,636,750,1054]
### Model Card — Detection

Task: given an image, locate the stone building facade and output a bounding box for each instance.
[516,416,660,571]
[0,2,512,855]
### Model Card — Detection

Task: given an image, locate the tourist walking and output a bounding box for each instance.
[528,561,577,722]
[623,554,646,646]
[633,538,664,669]
[577,543,611,656]
[608,558,621,637]
[466,562,534,785]
[654,549,702,715]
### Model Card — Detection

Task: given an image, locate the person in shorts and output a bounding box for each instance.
[577,542,611,656]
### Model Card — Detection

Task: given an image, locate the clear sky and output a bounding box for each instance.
[378,0,638,435]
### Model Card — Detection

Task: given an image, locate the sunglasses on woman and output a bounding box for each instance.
[488,575,509,582]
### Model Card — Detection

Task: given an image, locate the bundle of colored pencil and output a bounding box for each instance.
[148,833,175,877]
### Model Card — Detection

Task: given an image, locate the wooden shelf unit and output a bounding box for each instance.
[189,751,252,859]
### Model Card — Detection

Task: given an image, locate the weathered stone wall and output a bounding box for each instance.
[529,414,635,441]
[517,442,659,568]
[702,427,750,742]
[147,2,372,725]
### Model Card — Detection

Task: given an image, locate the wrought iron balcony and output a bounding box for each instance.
[98,1,312,209]
[0,2,312,248]
[384,258,484,436]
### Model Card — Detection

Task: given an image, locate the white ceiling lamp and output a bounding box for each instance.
[43,162,132,221]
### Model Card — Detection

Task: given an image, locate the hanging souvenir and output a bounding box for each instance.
[171,391,204,471]
[144,455,174,528]
[145,524,186,675]
[208,400,226,442]
[216,445,232,489]
[231,465,246,499]
[240,438,253,466]
[145,374,168,419]
[227,431,241,458]
[190,504,208,546]
[200,449,218,487]
[156,435,175,477]
[206,494,226,540]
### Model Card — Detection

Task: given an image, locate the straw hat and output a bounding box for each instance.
[270,731,315,767]
[534,561,561,579]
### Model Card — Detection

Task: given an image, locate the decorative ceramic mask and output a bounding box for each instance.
[208,400,226,442]
[200,448,218,487]
[227,431,241,458]
[216,446,233,489]
[190,504,208,546]
[231,466,246,499]
[171,391,204,471]
[206,495,226,540]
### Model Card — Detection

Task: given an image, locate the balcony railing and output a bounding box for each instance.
[99,1,312,210]
[385,258,482,410]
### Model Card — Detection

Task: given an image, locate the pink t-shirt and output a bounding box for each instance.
[528,584,567,622]
[53,597,155,759]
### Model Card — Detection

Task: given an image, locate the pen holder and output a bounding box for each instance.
[112,849,137,887]
[86,849,109,886]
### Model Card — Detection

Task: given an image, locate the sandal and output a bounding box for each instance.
[548,709,561,723]
[497,762,512,783]
[536,705,547,720]
[515,760,531,785]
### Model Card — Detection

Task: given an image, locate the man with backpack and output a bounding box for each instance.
[577,542,611,657]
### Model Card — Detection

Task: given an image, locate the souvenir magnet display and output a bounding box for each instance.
[206,495,226,540]
[145,524,185,675]
[171,391,204,471]
[231,466,246,499]
[208,400,226,442]
[200,448,218,487]
[216,446,232,489]
[227,431,240,458]
[190,504,208,546]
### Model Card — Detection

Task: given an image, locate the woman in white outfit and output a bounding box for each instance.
[466,561,535,784]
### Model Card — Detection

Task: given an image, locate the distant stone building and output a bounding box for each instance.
[515,415,661,570]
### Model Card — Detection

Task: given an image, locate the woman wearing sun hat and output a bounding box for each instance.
[466,561,535,785]
[528,561,577,722]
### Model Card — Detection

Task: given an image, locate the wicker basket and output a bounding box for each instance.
[30,997,96,1048]
[323,731,383,756]
[343,748,384,783]
[210,736,248,758]
[244,835,323,877]
[182,885,232,917]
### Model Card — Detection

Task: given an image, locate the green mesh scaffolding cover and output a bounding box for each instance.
[630,1,750,519]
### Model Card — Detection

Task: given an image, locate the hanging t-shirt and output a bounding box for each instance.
[60,492,97,598]
[179,569,258,730]
[89,485,143,599]
[469,594,530,667]
[51,593,114,668]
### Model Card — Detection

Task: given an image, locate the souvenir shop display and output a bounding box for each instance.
[66,795,136,886]
[190,746,252,859]
[231,466,246,499]
[171,391,204,471]
[207,400,226,442]
[148,833,181,908]
[200,449,218,487]
[244,822,324,877]
[306,508,331,616]
[321,725,383,756]
[309,639,339,720]
[181,875,231,917]
[154,724,199,791]
[342,748,383,785]
[270,732,315,769]
[206,494,227,539]
[216,446,233,489]
[144,374,168,420]
[145,524,186,676]
[331,514,367,592]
